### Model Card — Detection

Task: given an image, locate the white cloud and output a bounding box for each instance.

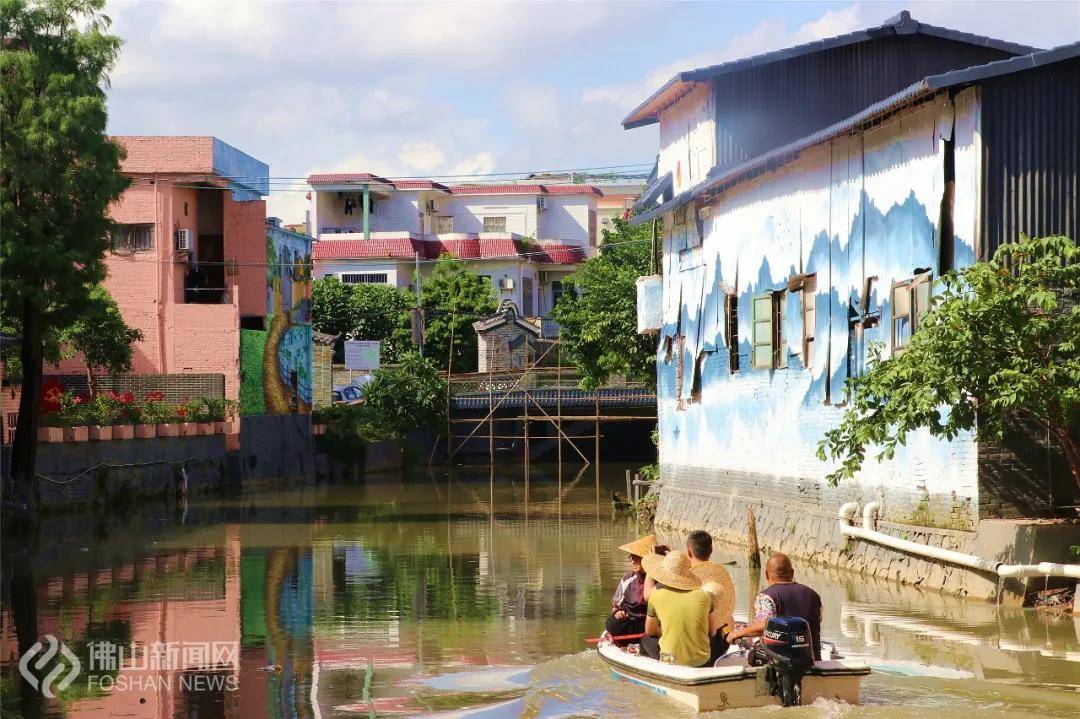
[398,141,446,173]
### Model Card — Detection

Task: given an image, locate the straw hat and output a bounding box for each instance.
[617,534,656,557]
[693,562,736,628]
[642,551,702,591]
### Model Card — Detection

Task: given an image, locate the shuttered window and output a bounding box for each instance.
[752,292,786,369]
[891,272,932,353]
[725,293,740,373]
[801,275,817,368]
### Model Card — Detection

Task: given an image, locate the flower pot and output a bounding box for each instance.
[215,419,238,435]
[312,424,326,436]
[156,423,178,438]
[135,423,156,439]
[88,425,113,441]
[38,426,63,443]
[112,424,135,440]
[179,422,198,437]
[64,426,89,442]
[197,422,215,436]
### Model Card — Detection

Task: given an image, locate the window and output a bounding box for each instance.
[725,292,740,373]
[751,291,786,370]
[483,216,507,232]
[434,216,453,233]
[891,272,932,353]
[522,276,534,316]
[341,273,388,284]
[479,274,492,285]
[551,280,564,308]
[799,275,817,367]
[111,224,154,253]
[588,209,597,246]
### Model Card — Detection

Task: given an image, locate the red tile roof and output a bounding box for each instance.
[311,237,419,259]
[307,173,391,185]
[312,237,586,264]
[540,185,603,196]
[448,184,545,195]
[392,179,450,191]
[536,243,586,263]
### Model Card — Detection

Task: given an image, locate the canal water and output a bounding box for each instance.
[2,463,1078,718]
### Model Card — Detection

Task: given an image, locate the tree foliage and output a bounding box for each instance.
[1,0,130,510]
[420,256,497,373]
[819,235,1080,490]
[363,351,447,437]
[550,217,657,389]
[62,286,143,377]
[311,277,415,363]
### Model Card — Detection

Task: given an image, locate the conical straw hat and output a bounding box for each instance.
[617,534,656,557]
[642,551,702,591]
[693,562,736,629]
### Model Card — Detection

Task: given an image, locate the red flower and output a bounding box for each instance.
[146,391,165,401]
[119,392,134,404]
[72,395,83,404]
[176,408,187,418]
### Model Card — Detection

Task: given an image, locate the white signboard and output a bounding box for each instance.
[344,340,380,370]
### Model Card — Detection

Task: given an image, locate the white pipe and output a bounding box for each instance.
[837,504,1080,580]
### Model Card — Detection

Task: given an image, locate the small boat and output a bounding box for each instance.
[597,623,870,713]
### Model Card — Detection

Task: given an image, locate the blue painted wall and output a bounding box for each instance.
[655,90,983,527]
[212,137,269,201]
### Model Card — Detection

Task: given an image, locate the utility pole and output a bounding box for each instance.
[414,251,424,356]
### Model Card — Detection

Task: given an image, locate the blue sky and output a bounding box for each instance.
[103,1,1079,223]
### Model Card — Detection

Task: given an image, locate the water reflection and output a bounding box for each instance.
[1,463,1077,718]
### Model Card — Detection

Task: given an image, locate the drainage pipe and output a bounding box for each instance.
[837,503,1080,579]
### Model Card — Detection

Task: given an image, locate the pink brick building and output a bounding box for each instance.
[55,136,271,401]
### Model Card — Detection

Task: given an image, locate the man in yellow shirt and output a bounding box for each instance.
[640,552,721,667]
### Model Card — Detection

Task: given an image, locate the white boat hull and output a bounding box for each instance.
[598,644,869,713]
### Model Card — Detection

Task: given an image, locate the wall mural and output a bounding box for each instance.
[242,227,312,415]
[656,90,981,527]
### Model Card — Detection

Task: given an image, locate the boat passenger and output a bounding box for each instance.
[605,535,654,639]
[726,553,823,660]
[643,531,736,664]
[640,552,723,667]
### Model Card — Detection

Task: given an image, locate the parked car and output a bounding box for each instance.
[332,376,373,404]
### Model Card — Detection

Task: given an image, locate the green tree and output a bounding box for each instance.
[363,351,446,436]
[551,217,657,389]
[420,256,497,373]
[63,286,143,389]
[311,277,415,362]
[818,235,1080,490]
[1,0,129,512]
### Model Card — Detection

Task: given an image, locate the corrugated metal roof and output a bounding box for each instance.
[622,10,1035,129]
[632,42,1080,225]
[307,172,392,185]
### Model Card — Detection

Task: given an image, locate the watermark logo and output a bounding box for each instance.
[18,635,81,699]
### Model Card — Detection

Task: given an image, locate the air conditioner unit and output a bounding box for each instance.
[536,197,548,211]
[176,228,193,251]
[499,277,515,291]
[424,199,439,214]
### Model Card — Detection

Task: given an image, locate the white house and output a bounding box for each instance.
[308,175,600,317]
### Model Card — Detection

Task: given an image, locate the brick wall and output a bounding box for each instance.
[477,324,539,373]
[978,418,1077,519]
[312,345,333,409]
[113,136,215,174]
[170,301,240,400]
[225,196,269,318]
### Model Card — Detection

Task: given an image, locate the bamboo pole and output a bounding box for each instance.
[557,343,563,469]
[747,507,761,569]
[488,362,494,464]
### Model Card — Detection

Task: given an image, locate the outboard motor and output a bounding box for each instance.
[747,616,815,707]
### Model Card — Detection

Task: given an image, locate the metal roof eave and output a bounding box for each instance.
[628,40,1080,227]
[619,11,1036,130]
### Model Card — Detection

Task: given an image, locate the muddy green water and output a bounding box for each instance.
[3,463,1078,718]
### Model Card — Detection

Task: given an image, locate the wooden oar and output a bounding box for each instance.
[585,633,644,644]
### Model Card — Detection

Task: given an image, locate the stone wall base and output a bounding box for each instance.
[655,473,1080,605]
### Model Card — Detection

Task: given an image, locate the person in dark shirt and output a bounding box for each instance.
[726,553,823,661]
[605,535,654,638]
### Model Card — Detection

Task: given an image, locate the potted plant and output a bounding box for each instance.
[210,398,239,435]
[112,391,136,439]
[37,412,64,443]
[177,400,198,437]
[86,393,119,441]
[192,398,216,436]
[56,391,89,442]
[134,394,172,438]
[312,407,328,436]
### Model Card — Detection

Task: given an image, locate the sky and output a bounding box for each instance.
[103,1,1080,224]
